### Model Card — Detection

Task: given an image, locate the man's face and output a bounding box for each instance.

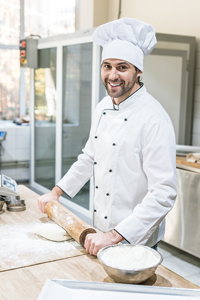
[101,59,142,104]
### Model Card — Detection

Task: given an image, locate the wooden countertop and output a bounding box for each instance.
[176,156,200,170]
[0,185,199,300]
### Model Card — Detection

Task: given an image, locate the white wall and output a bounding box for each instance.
[108,0,200,36]
[78,0,94,30]
[93,0,108,27]
[77,0,108,30]
[107,0,200,146]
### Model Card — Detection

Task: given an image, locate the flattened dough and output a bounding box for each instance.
[33,223,71,242]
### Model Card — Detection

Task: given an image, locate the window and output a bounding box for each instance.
[62,43,93,209]
[25,0,75,37]
[0,0,76,120]
[0,0,20,45]
[0,0,20,120]
[0,49,20,120]
[34,48,57,190]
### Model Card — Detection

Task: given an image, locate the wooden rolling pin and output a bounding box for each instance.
[45,200,97,247]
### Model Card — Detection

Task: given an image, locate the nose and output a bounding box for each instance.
[109,67,119,81]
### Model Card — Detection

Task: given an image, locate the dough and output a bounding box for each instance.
[33,223,71,242]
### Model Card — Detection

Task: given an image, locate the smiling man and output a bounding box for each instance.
[101,59,142,104]
[38,18,177,256]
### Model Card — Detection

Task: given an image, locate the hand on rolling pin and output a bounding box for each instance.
[37,186,63,213]
[84,230,124,256]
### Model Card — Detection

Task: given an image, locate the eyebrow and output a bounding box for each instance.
[102,61,130,66]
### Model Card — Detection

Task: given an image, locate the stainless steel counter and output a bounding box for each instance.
[163,167,200,258]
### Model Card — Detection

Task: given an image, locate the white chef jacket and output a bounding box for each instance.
[57,85,177,247]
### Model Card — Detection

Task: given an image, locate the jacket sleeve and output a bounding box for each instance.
[115,118,177,245]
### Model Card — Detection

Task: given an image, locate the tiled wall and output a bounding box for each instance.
[192,38,200,146]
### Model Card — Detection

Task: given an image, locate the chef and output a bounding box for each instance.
[38,18,177,256]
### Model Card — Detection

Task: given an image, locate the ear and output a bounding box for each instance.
[137,69,142,77]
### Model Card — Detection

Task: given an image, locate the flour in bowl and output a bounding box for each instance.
[101,246,159,270]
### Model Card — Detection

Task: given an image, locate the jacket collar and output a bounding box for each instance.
[112,84,146,110]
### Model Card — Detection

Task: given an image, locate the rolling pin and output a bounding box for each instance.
[45,200,97,247]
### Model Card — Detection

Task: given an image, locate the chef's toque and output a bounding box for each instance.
[92,18,157,72]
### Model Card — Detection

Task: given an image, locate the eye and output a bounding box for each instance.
[103,64,111,69]
[118,65,127,70]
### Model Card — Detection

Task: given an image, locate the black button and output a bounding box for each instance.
[95,186,98,189]
[94,162,97,164]
[95,136,98,139]
[103,112,106,115]
[94,209,97,212]
[104,216,108,219]
[106,193,109,196]
[124,118,128,121]
[112,143,116,146]
[109,169,112,172]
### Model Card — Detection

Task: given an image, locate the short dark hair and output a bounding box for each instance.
[135,66,142,85]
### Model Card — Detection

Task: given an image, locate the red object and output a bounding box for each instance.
[20,50,26,57]
[21,41,26,48]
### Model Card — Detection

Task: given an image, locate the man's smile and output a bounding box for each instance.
[107,80,123,89]
[109,82,122,87]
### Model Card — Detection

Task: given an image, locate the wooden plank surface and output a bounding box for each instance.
[156,265,200,289]
[176,156,200,169]
[0,185,199,300]
[0,254,199,300]
[0,185,85,272]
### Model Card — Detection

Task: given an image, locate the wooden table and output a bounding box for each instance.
[0,186,199,300]
[176,156,200,170]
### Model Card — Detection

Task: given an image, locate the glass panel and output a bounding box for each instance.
[0,0,20,45]
[24,0,75,38]
[0,49,20,120]
[62,43,92,210]
[34,48,56,189]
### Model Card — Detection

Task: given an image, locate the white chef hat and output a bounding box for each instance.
[92,17,157,72]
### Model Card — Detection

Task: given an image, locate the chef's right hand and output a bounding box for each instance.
[37,186,63,213]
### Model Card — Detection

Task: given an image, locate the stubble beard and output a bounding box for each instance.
[104,73,138,99]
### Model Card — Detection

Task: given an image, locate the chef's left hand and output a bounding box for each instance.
[84,230,124,256]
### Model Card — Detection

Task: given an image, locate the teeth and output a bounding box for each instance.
[110,83,121,87]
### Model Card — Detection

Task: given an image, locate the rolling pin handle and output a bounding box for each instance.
[79,228,97,247]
